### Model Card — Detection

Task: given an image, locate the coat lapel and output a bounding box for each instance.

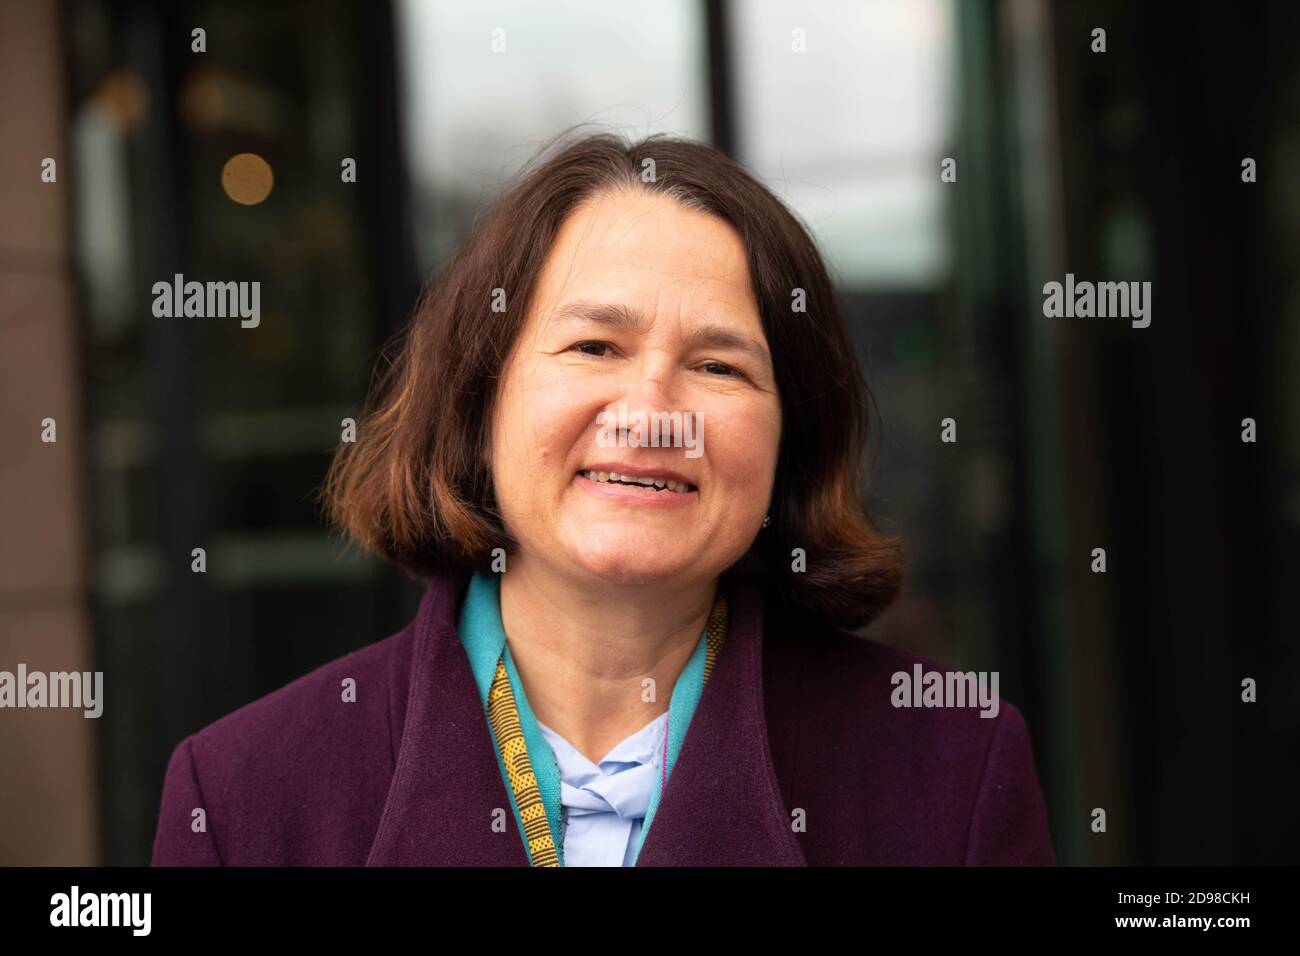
[366,566,806,867]
[634,572,806,866]
[366,566,528,865]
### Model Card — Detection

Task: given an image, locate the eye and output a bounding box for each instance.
[568,340,615,358]
[699,361,746,380]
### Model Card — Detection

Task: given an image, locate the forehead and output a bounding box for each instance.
[527,188,758,325]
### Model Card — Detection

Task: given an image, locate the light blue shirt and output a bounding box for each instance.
[537,711,669,867]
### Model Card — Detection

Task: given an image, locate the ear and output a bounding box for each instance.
[479,431,493,472]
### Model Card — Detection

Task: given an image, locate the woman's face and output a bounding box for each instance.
[489,187,782,588]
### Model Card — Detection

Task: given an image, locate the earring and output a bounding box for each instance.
[761,514,771,529]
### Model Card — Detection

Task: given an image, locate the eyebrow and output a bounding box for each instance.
[549,300,773,371]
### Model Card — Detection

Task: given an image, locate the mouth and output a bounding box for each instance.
[576,467,697,494]
[573,463,699,506]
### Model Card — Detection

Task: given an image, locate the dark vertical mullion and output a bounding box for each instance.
[704,0,735,155]
[357,0,424,631]
[122,0,206,863]
[953,0,1071,860]
[356,0,418,344]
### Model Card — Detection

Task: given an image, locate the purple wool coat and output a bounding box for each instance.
[151,567,1056,866]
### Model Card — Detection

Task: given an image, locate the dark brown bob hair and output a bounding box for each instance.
[321,128,903,630]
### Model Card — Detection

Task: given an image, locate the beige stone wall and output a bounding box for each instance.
[0,0,99,865]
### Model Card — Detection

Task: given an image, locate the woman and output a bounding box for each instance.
[152,131,1054,866]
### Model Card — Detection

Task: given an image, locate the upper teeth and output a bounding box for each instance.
[583,471,693,493]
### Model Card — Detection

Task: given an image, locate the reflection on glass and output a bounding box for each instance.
[396,0,709,267]
[731,0,954,289]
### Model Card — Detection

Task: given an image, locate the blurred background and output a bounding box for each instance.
[1,0,1296,866]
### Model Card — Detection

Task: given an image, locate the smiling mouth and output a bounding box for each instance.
[578,470,697,494]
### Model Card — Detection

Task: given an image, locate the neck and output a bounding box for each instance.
[498,559,718,765]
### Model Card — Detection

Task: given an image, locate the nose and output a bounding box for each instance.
[594,351,695,449]
[592,345,707,460]
[615,350,682,418]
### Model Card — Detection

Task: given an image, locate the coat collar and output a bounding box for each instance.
[365,566,806,866]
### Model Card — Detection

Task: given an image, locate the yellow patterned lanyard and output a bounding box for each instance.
[485,593,730,867]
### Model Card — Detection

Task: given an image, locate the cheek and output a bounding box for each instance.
[705,399,782,497]
[492,369,594,489]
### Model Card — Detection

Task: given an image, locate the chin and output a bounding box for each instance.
[568,540,695,587]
